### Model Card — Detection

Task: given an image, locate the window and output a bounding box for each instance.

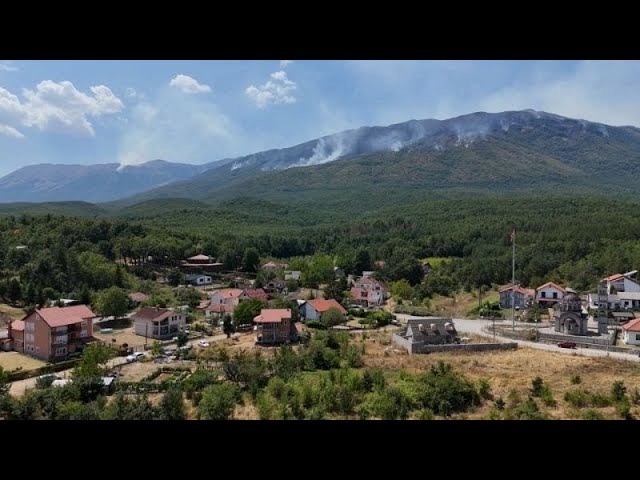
[55,347,67,356]
[552,292,558,299]
[26,321,35,332]
[25,333,34,342]
[541,292,546,298]
[80,330,88,338]
[81,319,87,326]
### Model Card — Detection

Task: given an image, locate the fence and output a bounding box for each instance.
[392,332,517,354]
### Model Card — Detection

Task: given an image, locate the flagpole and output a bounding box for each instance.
[512,229,515,331]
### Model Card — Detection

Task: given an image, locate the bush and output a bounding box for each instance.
[582,409,606,420]
[413,361,481,416]
[304,321,326,330]
[570,374,582,385]
[611,380,627,402]
[198,383,241,420]
[564,389,589,408]
[631,388,640,406]
[35,375,56,389]
[494,396,505,410]
[616,400,633,420]
[478,378,492,400]
[415,408,434,420]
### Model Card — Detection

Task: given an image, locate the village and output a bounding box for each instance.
[1,251,640,420]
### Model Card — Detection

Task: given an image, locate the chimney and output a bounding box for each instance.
[35,304,41,310]
[156,305,160,311]
[7,320,12,340]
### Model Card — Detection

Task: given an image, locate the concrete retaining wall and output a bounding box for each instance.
[420,343,518,354]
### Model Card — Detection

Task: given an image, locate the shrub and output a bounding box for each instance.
[415,408,434,420]
[611,381,627,402]
[616,400,633,420]
[35,375,56,389]
[564,389,589,408]
[494,396,505,410]
[570,374,582,385]
[530,377,544,396]
[582,409,606,420]
[631,388,640,406]
[198,383,241,420]
[304,320,326,330]
[478,378,492,400]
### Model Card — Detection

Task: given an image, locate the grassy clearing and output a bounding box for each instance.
[0,352,47,371]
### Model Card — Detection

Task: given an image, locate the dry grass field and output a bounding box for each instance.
[0,351,46,371]
[358,331,640,419]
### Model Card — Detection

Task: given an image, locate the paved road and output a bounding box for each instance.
[395,314,640,363]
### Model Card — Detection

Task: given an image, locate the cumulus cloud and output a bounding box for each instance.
[0,80,123,138]
[169,74,211,94]
[0,61,18,72]
[0,124,24,139]
[117,87,241,168]
[246,70,297,108]
[125,87,139,98]
[280,60,293,68]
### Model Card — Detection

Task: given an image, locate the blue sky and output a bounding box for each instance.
[1,60,640,176]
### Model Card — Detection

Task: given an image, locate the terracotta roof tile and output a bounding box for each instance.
[35,305,96,328]
[254,309,292,323]
[623,317,640,332]
[307,299,347,315]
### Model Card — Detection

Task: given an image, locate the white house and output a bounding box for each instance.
[535,281,566,306]
[185,274,212,286]
[622,317,640,345]
[284,270,301,281]
[210,289,243,307]
[132,307,186,339]
[499,284,535,309]
[595,271,640,309]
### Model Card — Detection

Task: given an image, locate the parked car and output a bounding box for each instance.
[197,340,210,348]
[557,341,577,349]
[126,352,146,363]
[179,344,192,351]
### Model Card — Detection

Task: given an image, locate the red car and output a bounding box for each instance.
[557,341,577,349]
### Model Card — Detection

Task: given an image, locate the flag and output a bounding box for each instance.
[510,229,515,243]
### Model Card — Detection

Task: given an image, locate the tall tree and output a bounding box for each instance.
[353,249,372,275]
[94,286,129,319]
[233,298,267,328]
[158,386,186,420]
[242,248,260,273]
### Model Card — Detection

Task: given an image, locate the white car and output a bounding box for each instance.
[197,340,210,348]
[126,352,145,363]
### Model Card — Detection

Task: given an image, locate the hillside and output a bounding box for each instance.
[117,110,640,207]
[0,160,209,203]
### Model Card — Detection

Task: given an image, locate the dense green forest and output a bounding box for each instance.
[1,191,640,309]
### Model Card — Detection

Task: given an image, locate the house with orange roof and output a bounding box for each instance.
[536,281,566,307]
[303,299,347,322]
[12,304,96,361]
[254,309,297,344]
[498,284,535,309]
[210,288,244,308]
[588,271,640,310]
[622,317,640,345]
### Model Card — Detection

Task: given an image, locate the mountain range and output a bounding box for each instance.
[2,109,640,206]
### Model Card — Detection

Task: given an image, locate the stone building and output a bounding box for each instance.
[554,292,588,335]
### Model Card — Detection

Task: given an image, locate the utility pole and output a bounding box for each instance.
[511,228,516,332]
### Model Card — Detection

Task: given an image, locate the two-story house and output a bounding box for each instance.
[254,309,297,344]
[536,281,566,307]
[132,307,186,340]
[351,276,387,307]
[588,271,640,310]
[499,284,535,309]
[13,304,96,362]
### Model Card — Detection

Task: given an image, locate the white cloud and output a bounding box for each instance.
[169,74,211,94]
[0,124,24,139]
[245,70,297,108]
[0,61,18,72]
[280,60,293,68]
[125,87,139,98]
[117,87,240,168]
[477,61,640,127]
[0,80,123,137]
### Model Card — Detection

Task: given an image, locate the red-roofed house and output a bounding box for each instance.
[499,285,535,309]
[240,288,269,302]
[303,299,347,322]
[536,282,566,306]
[132,307,186,340]
[254,309,297,344]
[17,305,96,361]
[352,276,387,306]
[129,292,149,306]
[262,261,289,272]
[622,317,640,345]
[210,289,243,309]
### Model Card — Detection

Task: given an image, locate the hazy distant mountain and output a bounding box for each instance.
[119,109,640,205]
[0,160,210,203]
[4,109,640,205]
